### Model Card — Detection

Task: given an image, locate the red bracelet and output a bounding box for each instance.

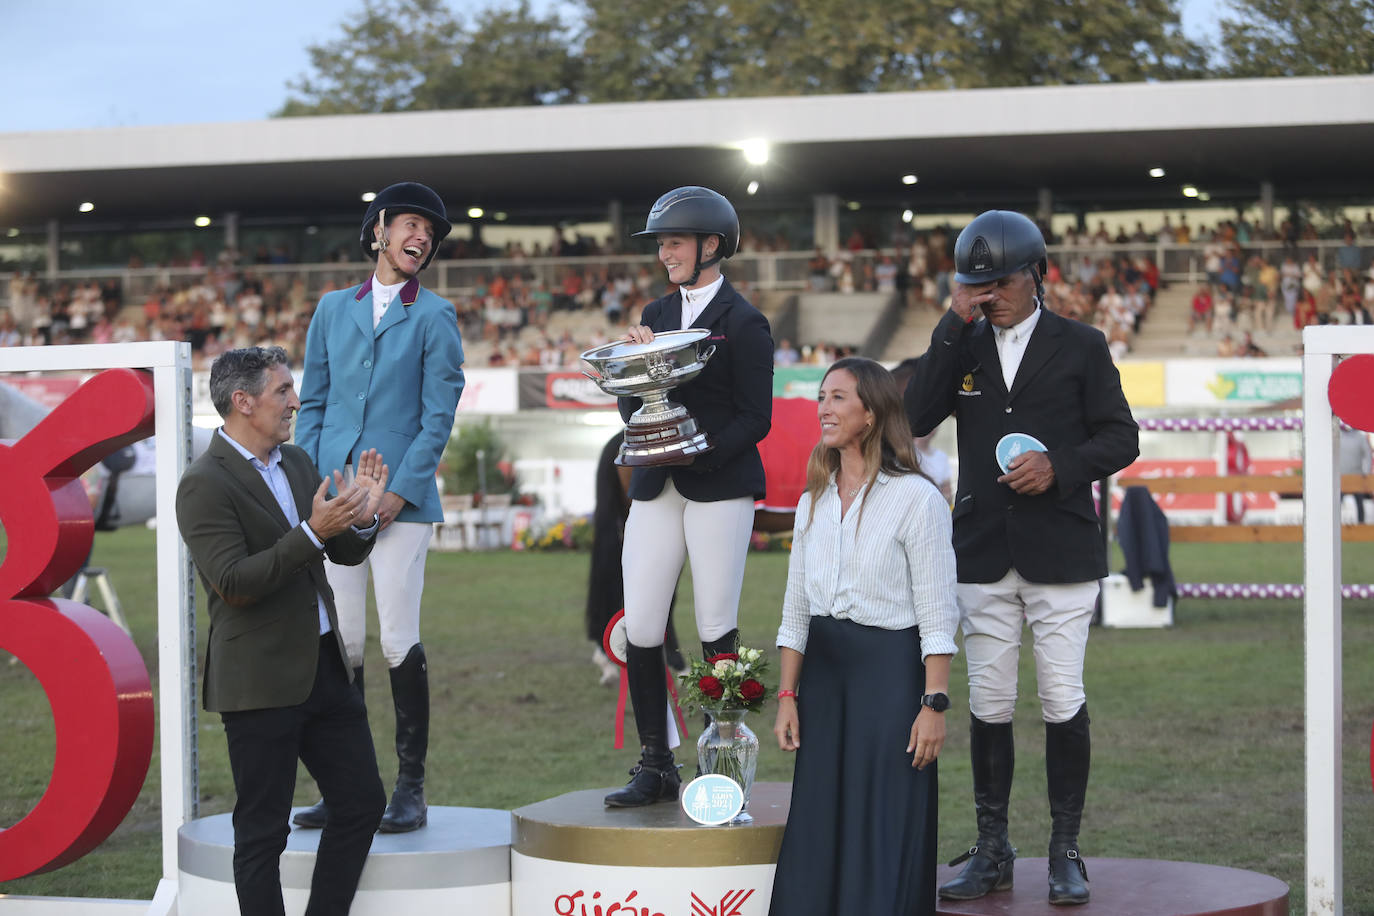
[777,689,798,700]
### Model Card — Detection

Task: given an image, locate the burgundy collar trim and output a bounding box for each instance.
[353,276,421,306]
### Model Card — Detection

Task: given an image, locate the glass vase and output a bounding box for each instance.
[696,708,759,823]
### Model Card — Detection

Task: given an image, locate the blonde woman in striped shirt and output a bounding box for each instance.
[770,357,958,916]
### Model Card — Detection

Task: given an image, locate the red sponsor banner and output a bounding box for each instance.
[1113,457,1301,513]
[6,375,85,410]
[756,398,815,512]
[544,372,619,410]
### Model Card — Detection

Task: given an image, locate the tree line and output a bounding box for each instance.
[275,0,1374,116]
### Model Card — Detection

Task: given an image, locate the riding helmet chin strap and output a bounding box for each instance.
[686,234,724,288]
[370,207,418,280]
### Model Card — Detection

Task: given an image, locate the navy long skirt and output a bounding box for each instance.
[768,616,938,916]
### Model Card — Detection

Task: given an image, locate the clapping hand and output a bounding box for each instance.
[350,448,390,523]
[307,449,389,539]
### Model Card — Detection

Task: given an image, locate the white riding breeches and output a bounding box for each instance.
[956,569,1099,725]
[326,520,432,669]
[621,478,756,649]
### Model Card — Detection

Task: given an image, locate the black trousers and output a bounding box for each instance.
[221,633,386,916]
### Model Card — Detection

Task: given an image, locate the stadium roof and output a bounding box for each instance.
[2,75,1372,229]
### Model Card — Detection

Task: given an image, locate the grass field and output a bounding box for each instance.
[1,527,1372,914]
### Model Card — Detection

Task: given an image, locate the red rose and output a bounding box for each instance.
[706,653,739,665]
[740,679,765,702]
[698,676,725,699]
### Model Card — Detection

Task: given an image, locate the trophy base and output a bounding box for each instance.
[617,416,714,467]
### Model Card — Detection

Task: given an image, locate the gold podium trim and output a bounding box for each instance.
[511,782,789,867]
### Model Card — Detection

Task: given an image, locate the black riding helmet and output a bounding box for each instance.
[632,186,740,285]
[359,181,452,270]
[954,210,1048,287]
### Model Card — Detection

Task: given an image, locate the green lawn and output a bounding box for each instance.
[1,529,1372,914]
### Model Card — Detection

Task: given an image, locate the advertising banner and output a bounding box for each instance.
[521,370,620,410]
[772,366,826,400]
[459,368,520,414]
[1163,358,1302,407]
[5,374,85,408]
[1116,361,1166,408]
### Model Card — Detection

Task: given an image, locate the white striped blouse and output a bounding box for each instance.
[776,470,959,662]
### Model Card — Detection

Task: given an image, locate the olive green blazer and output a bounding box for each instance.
[175,432,373,712]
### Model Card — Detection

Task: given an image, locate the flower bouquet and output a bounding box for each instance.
[678,645,771,716]
[679,645,772,819]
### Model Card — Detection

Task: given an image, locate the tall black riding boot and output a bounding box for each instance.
[697,629,741,736]
[938,715,1017,900]
[378,644,429,833]
[1046,704,1091,905]
[701,628,740,663]
[604,643,681,807]
[293,665,365,829]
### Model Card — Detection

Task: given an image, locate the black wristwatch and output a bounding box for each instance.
[921,692,950,713]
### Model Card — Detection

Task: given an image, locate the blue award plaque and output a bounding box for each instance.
[995,432,1047,474]
[682,774,745,826]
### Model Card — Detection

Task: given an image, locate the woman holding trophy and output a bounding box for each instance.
[601,186,774,807]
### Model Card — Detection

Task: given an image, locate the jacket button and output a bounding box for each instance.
[357,392,365,400]
[363,359,372,368]
[1005,407,1012,414]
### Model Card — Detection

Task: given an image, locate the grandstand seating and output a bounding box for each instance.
[1126,286,1305,359]
[1,237,1367,368]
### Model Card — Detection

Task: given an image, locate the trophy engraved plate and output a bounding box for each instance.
[580,329,717,467]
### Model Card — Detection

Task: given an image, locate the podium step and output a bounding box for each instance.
[511,781,790,915]
[178,805,511,915]
[935,857,1288,916]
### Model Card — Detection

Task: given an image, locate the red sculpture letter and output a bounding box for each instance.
[0,369,157,879]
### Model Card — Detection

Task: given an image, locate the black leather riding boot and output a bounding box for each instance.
[378,644,429,833]
[1046,704,1091,905]
[293,665,365,829]
[604,643,681,807]
[701,628,740,662]
[938,715,1017,900]
[698,629,741,733]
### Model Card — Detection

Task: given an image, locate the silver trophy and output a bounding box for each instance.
[580,329,717,466]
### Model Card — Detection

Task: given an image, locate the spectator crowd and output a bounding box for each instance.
[3,212,1372,369]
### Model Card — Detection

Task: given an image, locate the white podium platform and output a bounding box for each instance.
[510,782,790,916]
[177,806,511,915]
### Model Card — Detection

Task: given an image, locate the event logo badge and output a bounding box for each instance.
[682,774,745,826]
[995,432,1047,474]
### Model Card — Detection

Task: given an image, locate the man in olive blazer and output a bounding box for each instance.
[176,346,389,916]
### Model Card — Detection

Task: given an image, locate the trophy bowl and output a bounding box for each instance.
[580,329,717,466]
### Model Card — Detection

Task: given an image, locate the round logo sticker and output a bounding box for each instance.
[682,774,745,826]
[995,433,1047,474]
